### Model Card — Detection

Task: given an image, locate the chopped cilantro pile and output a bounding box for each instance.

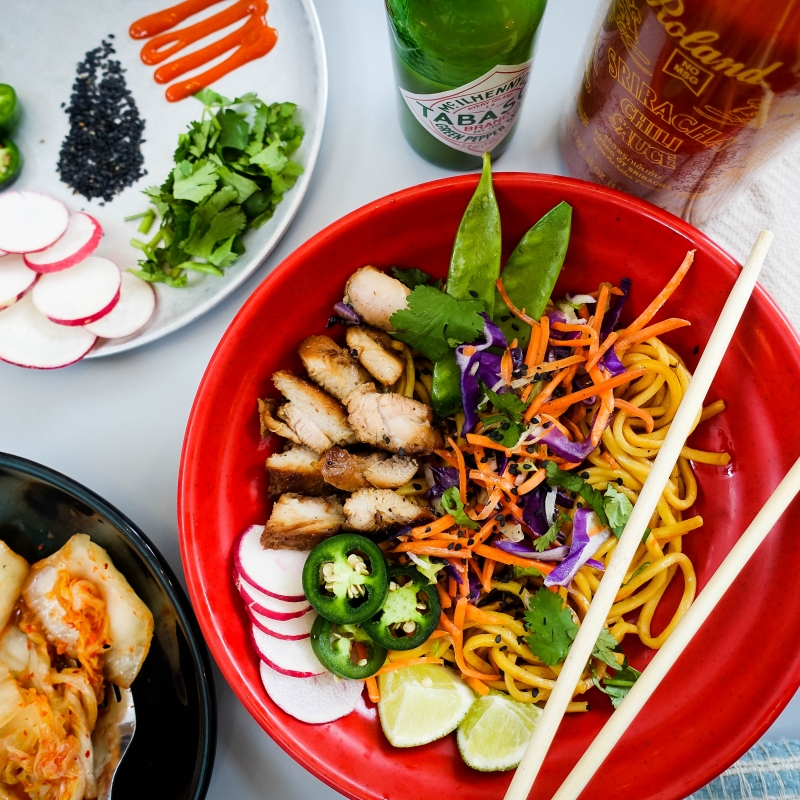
[477,382,532,448]
[127,89,304,287]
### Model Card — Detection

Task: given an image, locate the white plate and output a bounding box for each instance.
[1,0,327,357]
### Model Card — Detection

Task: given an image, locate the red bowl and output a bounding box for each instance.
[179,174,800,800]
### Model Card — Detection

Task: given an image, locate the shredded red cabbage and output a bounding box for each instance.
[600,277,631,339]
[327,301,361,327]
[494,539,569,562]
[443,562,463,585]
[544,508,610,587]
[600,347,626,376]
[455,314,508,433]
[424,466,460,499]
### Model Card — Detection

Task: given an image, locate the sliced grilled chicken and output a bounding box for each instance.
[258,398,303,444]
[262,494,344,550]
[345,326,405,386]
[344,266,410,331]
[364,455,419,489]
[272,370,357,452]
[319,446,419,492]
[266,445,326,497]
[346,383,442,456]
[343,489,434,532]
[298,334,369,403]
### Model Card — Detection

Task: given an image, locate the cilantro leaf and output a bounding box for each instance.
[194,88,233,107]
[592,628,621,669]
[218,109,250,150]
[624,561,651,586]
[604,485,633,538]
[172,159,218,203]
[524,587,578,666]
[480,415,526,448]
[480,382,531,423]
[545,461,608,527]
[535,512,569,552]
[441,487,480,531]
[216,165,259,203]
[250,138,289,173]
[592,662,641,709]
[181,187,246,261]
[390,285,485,362]
[391,267,438,290]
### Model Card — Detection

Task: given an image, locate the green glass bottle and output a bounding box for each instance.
[385,0,548,170]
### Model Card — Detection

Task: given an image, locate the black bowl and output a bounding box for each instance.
[0,452,216,800]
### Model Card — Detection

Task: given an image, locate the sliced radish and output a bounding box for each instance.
[24,212,102,273]
[84,272,155,339]
[0,191,69,254]
[260,663,363,723]
[0,255,39,308]
[32,256,121,327]
[0,293,96,369]
[251,624,324,677]
[235,525,308,601]
[236,573,311,620]
[249,604,315,640]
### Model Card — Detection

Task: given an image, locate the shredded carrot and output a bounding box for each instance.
[525,322,541,368]
[464,675,491,696]
[354,641,368,663]
[394,539,471,553]
[537,368,647,415]
[411,514,455,539]
[447,436,468,504]
[601,450,621,470]
[466,603,508,627]
[469,470,516,491]
[620,250,694,338]
[475,517,498,546]
[439,611,458,635]
[518,467,546,495]
[375,657,444,676]
[436,580,452,610]
[533,353,586,374]
[465,433,513,455]
[547,336,595,348]
[495,279,538,326]
[398,546,472,559]
[452,629,501,681]
[429,630,450,639]
[591,284,610,340]
[585,332,618,371]
[577,304,590,321]
[433,449,459,468]
[614,398,655,432]
[535,316,550,366]
[562,418,585,443]
[501,348,513,385]
[458,564,470,597]
[366,676,380,703]
[472,543,555,573]
[454,597,467,630]
[524,368,570,421]
[482,558,496,588]
[615,318,690,350]
[448,577,457,597]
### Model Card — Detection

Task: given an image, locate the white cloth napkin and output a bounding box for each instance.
[700,142,800,334]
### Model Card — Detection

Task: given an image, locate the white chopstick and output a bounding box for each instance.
[503,230,774,800]
[552,450,800,800]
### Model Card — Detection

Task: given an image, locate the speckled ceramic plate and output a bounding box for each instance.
[1,0,327,357]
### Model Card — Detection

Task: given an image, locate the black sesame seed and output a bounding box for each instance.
[501,315,511,322]
[495,635,502,643]
[500,421,510,430]
[496,514,505,524]
[511,323,520,331]
[447,543,455,550]
[455,543,462,551]
[580,471,590,479]
[617,477,624,485]
[577,502,583,508]
[468,290,479,298]
[58,40,146,201]
[467,538,475,546]
[398,447,406,457]
[480,456,488,463]
[424,526,432,533]
[511,488,518,495]
[384,436,391,444]
[543,422,551,429]
[413,483,422,490]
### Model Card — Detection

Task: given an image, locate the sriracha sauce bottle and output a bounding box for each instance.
[561,0,800,224]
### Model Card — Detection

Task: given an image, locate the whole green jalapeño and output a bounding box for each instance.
[362,565,441,651]
[302,534,389,624]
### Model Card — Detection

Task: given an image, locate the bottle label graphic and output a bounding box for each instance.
[399,61,533,155]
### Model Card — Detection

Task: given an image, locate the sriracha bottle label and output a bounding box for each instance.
[399,61,533,155]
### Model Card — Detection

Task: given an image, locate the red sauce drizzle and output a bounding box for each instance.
[130,0,277,102]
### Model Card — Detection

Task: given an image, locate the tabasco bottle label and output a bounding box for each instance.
[399,61,533,155]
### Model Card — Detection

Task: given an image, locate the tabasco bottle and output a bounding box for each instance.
[385,0,548,170]
[561,0,800,224]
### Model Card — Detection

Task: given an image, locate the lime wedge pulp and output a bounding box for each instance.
[457,692,542,771]
[378,663,475,748]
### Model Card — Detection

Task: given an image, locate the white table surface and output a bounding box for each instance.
[2,1,798,798]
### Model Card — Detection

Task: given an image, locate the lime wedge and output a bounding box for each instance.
[378,663,475,747]
[457,692,542,771]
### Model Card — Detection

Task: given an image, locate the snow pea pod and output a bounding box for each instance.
[446,151,502,312]
[494,201,572,346]
[430,152,501,416]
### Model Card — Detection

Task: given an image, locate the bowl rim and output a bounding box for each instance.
[0,449,217,800]
[179,171,800,800]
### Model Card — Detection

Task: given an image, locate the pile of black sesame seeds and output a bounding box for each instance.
[57,37,146,203]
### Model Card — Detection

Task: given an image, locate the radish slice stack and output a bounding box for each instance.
[234,524,364,724]
[0,191,156,369]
